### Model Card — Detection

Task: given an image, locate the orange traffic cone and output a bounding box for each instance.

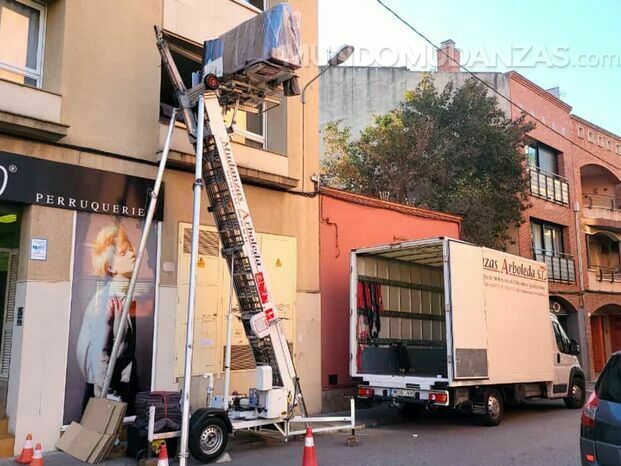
[157,442,169,466]
[301,425,318,466]
[15,433,34,464]
[30,444,43,466]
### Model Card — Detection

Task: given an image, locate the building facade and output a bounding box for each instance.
[570,115,621,375]
[319,186,461,411]
[0,0,320,454]
[319,40,621,382]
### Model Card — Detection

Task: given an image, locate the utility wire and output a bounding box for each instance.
[376,0,621,172]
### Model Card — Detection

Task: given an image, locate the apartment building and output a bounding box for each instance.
[571,115,621,376]
[0,0,320,454]
[319,40,620,383]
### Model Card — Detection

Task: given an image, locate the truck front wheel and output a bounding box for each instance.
[480,388,504,426]
[564,376,586,409]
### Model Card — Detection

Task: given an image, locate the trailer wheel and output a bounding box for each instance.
[189,417,229,463]
[564,376,586,409]
[480,388,504,426]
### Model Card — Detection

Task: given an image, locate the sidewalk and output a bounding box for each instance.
[0,405,391,466]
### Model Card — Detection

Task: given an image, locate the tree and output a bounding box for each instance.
[322,75,535,249]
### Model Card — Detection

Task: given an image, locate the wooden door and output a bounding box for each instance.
[591,316,606,373]
[609,315,621,353]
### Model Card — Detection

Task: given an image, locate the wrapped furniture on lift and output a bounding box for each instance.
[203,3,302,96]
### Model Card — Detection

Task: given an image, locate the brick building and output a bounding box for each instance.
[319,40,621,380]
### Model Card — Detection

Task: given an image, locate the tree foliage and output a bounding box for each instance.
[322,76,535,248]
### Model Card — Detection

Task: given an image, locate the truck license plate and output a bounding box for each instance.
[393,389,417,398]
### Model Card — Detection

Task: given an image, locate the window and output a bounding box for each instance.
[607,140,613,151]
[577,126,585,139]
[158,31,287,154]
[587,234,620,271]
[617,144,621,155]
[588,130,595,143]
[238,0,265,11]
[527,144,559,174]
[224,106,265,149]
[598,135,605,147]
[531,219,576,283]
[531,220,564,256]
[527,143,569,205]
[0,0,45,87]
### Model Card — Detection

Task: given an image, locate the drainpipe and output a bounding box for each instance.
[574,201,591,378]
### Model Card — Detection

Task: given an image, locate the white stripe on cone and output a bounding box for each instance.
[305,436,315,448]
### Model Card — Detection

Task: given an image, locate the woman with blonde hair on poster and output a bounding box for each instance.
[76,223,140,411]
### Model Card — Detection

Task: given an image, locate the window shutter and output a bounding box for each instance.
[0,251,19,378]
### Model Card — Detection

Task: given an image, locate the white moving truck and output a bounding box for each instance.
[351,238,585,425]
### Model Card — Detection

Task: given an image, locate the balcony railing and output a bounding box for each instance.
[591,265,621,283]
[583,193,621,211]
[529,167,570,206]
[532,249,576,284]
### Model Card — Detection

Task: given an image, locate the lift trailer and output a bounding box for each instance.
[99,22,355,464]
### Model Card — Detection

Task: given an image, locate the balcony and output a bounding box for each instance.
[583,193,621,223]
[157,122,297,189]
[0,78,68,141]
[533,248,576,284]
[529,167,569,206]
[587,266,621,292]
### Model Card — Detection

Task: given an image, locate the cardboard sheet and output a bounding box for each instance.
[56,398,126,464]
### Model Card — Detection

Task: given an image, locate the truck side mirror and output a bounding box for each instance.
[569,340,581,356]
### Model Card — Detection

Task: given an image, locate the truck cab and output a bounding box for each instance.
[549,313,585,405]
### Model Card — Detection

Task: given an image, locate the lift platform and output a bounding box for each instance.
[98,10,355,464]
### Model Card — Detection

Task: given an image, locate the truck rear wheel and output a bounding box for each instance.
[480,388,504,426]
[564,376,585,409]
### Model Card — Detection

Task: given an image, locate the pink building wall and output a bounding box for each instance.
[319,187,461,407]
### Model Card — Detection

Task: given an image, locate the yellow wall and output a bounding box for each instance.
[0,0,323,447]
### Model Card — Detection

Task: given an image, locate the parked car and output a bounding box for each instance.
[581,352,621,465]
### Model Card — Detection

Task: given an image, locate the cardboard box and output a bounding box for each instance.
[56,398,126,464]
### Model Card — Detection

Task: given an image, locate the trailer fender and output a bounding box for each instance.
[190,408,233,434]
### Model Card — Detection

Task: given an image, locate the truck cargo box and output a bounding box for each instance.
[350,238,556,388]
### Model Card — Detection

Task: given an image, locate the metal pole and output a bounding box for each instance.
[101,108,178,398]
[223,257,235,411]
[179,95,205,466]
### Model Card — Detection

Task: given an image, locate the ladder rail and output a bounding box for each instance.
[202,95,299,393]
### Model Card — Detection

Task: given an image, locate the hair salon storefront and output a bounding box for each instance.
[0,150,164,453]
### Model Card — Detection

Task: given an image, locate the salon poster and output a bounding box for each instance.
[63,212,157,424]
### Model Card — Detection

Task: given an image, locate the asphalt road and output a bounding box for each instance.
[223,400,582,466]
[3,399,582,466]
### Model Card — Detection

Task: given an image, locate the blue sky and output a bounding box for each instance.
[318,0,621,135]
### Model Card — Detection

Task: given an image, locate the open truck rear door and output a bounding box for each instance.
[447,240,489,380]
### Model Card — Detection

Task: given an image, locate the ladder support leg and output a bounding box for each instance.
[179,96,206,466]
[101,107,178,398]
